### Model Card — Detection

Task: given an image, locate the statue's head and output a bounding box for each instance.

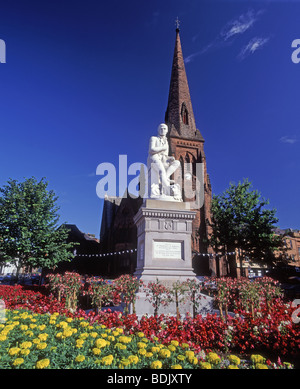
[157,123,168,136]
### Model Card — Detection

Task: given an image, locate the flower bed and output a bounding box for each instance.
[0,309,294,369]
[0,280,299,367]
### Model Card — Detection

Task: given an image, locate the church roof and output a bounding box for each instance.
[165,28,204,142]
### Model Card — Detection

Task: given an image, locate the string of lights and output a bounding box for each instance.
[74,249,236,258]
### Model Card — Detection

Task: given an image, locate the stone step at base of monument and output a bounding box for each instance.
[134,268,198,287]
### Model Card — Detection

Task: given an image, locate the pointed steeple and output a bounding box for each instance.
[165,27,204,141]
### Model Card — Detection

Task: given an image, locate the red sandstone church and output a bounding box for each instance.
[100,27,226,278]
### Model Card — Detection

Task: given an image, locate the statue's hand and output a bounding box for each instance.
[167,156,175,163]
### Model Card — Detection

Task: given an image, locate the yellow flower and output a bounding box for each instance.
[150,360,162,369]
[145,352,153,358]
[92,348,101,356]
[66,318,73,323]
[95,338,107,348]
[36,342,47,350]
[168,345,176,352]
[8,347,20,356]
[228,355,241,366]
[187,355,198,364]
[200,362,212,369]
[171,364,182,369]
[107,335,115,342]
[137,342,147,349]
[36,358,50,369]
[207,352,221,364]
[177,355,186,361]
[228,365,239,369]
[29,324,37,329]
[101,354,114,366]
[120,358,130,367]
[118,336,132,344]
[250,354,265,364]
[20,349,30,356]
[137,332,145,337]
[20,341,32,349]
[25,330,34,337]
[0,334,7,342]
[128,355,139,365]
[13,358,24,366]
[20,325,28,331]
[62,329,73,338]
[79,332,89,339]
[75,355,85,362]
[181,343,189,349]
[185,350,194,358]
[255,363,268,369]
[80,321,89,328]
[76,339,85,348]
[89,332,98,338]
[170,340,179,347]
[57,321,68,329]
[159,348,171,358]
[138,349,146,356]
[56,332,62,339]
[115,343,126,350]
[39,324,46,331]
[151,346,160,353]
[38,333,49,341]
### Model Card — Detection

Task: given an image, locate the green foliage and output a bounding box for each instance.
[0,177,75,273]
[209,179,284,267]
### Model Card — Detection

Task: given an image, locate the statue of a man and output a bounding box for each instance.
[147,123,182,201]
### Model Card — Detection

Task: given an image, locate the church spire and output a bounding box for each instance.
[165,26,204,141]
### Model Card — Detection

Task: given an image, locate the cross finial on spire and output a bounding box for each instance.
[175,17,180,31]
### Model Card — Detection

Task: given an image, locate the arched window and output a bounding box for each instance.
[181,103,189,125]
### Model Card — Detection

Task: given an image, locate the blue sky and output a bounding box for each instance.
[0,0,299,238]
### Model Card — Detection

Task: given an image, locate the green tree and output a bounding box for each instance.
[0,177,75,278]
[209,179,284,277]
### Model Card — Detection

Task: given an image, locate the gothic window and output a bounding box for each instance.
[181,103,189,125]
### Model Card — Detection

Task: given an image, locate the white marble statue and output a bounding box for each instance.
[147,123,182,201]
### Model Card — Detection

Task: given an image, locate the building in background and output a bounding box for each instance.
[274,228,300,267]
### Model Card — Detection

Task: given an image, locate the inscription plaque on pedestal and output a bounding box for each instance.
[153,241,182,260]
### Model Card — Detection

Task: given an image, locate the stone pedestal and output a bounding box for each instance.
[133,199,210,317]
[134,199,197,283]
